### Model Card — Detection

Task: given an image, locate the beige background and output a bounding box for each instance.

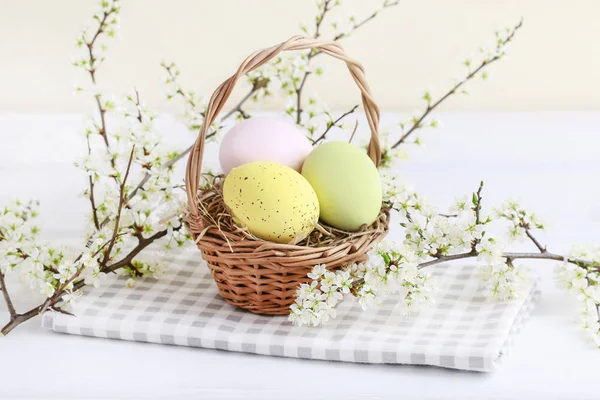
[0,0,599,112]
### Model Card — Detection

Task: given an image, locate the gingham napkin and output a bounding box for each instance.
[41,249,539,372]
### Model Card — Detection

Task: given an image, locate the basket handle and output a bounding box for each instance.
[185,35,381,221]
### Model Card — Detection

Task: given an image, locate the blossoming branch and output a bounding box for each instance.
[0,0,533,336]
[0,0,190,335]
[290,179,600,347]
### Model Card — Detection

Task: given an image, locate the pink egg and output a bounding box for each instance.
[219,116,313,174]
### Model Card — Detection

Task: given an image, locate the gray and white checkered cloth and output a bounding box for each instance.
[42,249,539,372]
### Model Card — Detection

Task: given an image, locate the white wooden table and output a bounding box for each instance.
[1,112,599,399]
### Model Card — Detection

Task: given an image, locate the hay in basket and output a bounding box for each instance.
[184,35,390,315]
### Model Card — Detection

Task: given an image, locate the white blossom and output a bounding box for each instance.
[61,290,82,306]
[42,282,56,298]
[478,261,527,300]
[449,195,470,215]
[475,237,504,264]
[290,241,434,327]
[555,257,600,346]
[308,264,327,280]
[289,264,354,327]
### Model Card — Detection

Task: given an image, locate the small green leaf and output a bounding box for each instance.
[423,91,431,103]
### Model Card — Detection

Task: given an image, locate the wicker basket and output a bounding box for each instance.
[184,35,390,315]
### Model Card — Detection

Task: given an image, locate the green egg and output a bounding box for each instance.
[301,141,382,231]
[223,161,319,244]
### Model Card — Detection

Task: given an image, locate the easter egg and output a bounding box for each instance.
[301,141,382,231]
[223,161,319,244]
[219,116,313,174]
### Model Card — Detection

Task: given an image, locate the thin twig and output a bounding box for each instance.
[525,229,546,253]
[164,64,204,116]
[84,2,120,192]
[294,0,333,123]
[439,213,458,218]
[221,81,262,121]
[502,251,562,262]
[1,307,40,336]
[0,271,17,318]
[417,249,598,272]
[127,174,150,201]
[102,147,135,266]
[348,120,359,144]
[418,250,476,269]
[469,181,485,251]
[124,91,149,201]
[85,4,118,148]
[85,9,110,83]
[314,0,333,39]
[311,105,359,144]
[103,229,171,273]
[88,176,100,230]
[91,232,128,258]
[392,18,524,149]
[134,89,143,122]
[1,280,86,336]
[50,306,75,317]
[474,181,483,225]
[333,0,401,41]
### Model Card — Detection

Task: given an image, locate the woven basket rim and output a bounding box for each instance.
[190,175,390,252]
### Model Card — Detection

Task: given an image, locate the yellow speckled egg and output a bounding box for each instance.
[301,141,382,231]
[223,161,319,244]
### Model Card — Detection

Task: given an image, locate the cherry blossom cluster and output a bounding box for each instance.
[555,247,600,346]
[386,177,532,301]
[289,241,435,327]
[355,241,435,311]
[289,264,353,327]
[0,201,104,305]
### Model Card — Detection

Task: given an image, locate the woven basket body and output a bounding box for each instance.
[185,36,388,315]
